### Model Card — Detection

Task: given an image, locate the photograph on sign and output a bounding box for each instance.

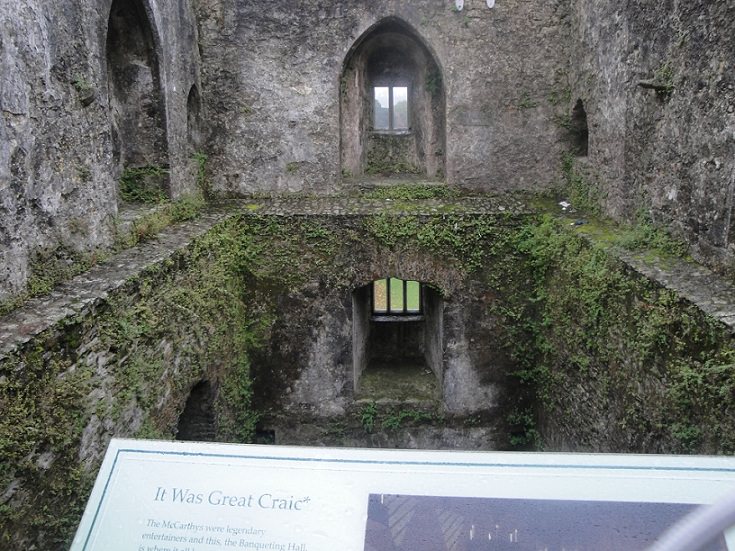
[363,494,728,550]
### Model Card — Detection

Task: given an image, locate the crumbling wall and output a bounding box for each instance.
[0,211,259,550]
[3,202,735,548]
[0,0,201,303]
[0,206,529,548]
[496,216,735,454]
[568,0,735,271]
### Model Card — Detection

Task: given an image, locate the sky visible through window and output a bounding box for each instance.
[374,87,408,130]
[373,278,421,314]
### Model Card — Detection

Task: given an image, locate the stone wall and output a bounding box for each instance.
[0,0,201,302]
[243,213,521,420]
[196,0,570,193]
[498,216,735,454]
[0,204,531,548]
[568,0,735,270]
[2,198,735,547]
[5,0,732,305]
[0,210,257,549]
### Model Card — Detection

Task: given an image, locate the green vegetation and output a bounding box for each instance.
[381,408,435,431]
[72,77,92,93]
[548,87,572,107]
[507,408,540,448]
[425,70,442,96]
[0,343,95,546]
[357,403,436,433]
[517,92,539,110]
[193,152,211,198]
[362,184,458,201]
[2,202,733,548]
[114,193,205,248]
[365,160,421,176]
[359,402,378,433]
[365,136,422,176]
[555,153,688,259]
[72,76,95,106]
[494,214,734,453]
[560,151,601,215]
[364,213,499,273]
[119,165,169,203]
[653,62,675,98]
[77,165,92,183]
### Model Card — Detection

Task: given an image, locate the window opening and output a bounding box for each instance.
[373,277,421,315]
[373,86,409,131]
[571,99,589,156]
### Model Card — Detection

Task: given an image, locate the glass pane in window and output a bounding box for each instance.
[406,281,421,312]
[389,277,404,313]
[374,87,390,130]
[392,87,408,129]
[373,279,388,313]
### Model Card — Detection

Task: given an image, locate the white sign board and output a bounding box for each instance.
[72,439,735,551]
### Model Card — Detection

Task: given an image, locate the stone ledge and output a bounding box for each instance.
[3,196,735,363]
[618,250,735,334]
[0,208,236,359]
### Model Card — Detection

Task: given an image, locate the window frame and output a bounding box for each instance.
[373,85,410,133]
[372,277,422,317]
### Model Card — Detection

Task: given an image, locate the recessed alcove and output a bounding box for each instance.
[340,18,446,180]
[187,84,203,151]
[570,99,589,157]
[176,380,216,442]
[106,0,169,200]
[353,278,443,403]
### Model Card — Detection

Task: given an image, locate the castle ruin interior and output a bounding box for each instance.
[0,0,734,547]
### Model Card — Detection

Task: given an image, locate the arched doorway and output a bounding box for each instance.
[340,18,446,181]
[106,0,169,201]
[176,380,216,442]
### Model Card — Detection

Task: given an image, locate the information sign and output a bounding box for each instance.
[72,439,735,551]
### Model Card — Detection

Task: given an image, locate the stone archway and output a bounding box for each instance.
[106,0,169,200]
[176,380,216,442]
[340,18,446,180]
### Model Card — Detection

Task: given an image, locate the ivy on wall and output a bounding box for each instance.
[1,206,734,550]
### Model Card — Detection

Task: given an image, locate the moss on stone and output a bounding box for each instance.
[2,205,735,548]
[494,215,735,453]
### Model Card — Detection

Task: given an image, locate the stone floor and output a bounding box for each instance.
[356,359,440,405]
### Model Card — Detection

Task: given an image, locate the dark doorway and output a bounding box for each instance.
[570,99,589,157]
[176,380,216,442]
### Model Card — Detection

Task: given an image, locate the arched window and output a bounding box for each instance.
[340,18,445,179]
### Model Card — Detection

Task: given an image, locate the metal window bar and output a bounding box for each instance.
[388,87,394,131]
[372,278,422,315]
